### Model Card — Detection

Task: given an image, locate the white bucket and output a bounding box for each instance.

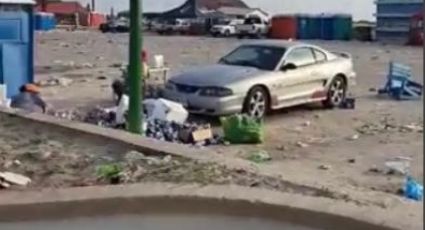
[153,55,164,68]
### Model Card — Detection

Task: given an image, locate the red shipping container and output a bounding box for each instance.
[89,12,106,28]
[271,15,297,39]
[409,12,423,46]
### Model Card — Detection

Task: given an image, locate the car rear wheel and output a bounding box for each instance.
[323,76,347,108]
[243,86,269,119]
[224,30,230,37]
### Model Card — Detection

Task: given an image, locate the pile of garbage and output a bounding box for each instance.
[50,98,223,146]
[145,119,222,146]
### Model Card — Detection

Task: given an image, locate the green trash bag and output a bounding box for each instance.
[220,115,264,144]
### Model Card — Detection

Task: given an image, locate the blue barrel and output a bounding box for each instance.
[320,14,334,40]
[35,12,56,31]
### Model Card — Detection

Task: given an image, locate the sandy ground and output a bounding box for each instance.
[33,30,423,202]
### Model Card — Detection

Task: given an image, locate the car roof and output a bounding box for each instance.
[241,40,310,49]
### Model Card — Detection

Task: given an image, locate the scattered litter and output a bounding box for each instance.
[340,97,356,109]
[404,176,423,201]
[3,160,21,169]
[247,150,271,163]
[178,124,213,144]
[276,145,286,151]
[348,158,356,164]
[59,42,70,47]
[369,165,383,173]
[145,119,222,145]
[369,88,377,92]
[319,164,331,170]
[81,62,95,68]
[302,121,311,127]
[221,115,264,144]
[0,172,31,186]
[57,77,73,86]
[385,158,411,175]
[124,151,146,162]
[96,163,123,184]
[110,63,125,68]
[400,124,423,133]
[0,181,10,188]
[37,77,73,87]
[348,134,360,140]
[97,76,107,80]
[296,141,309,148]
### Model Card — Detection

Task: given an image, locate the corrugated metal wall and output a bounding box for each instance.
[375,0,423,43]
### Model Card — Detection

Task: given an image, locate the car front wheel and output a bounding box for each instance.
[243,86,269,119]
[323,76,347,108]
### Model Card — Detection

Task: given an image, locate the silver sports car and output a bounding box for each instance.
[164,41,356,118]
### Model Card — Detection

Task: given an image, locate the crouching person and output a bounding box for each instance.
[11,84,47,113]
[111,80,129,129]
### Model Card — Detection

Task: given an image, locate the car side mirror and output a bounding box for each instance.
[281,63,297,72]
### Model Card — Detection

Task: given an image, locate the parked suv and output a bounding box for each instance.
[155,19,191,35]
[210,19,243,37]
[99,18,130,33]
[236,16,269,39]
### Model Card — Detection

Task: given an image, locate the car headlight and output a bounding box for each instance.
[199,87,233,97]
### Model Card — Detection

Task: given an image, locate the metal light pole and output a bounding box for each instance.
[128,0,143,134]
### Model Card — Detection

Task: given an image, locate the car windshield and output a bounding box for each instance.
[219,45,286,71]
[216,21,231,25]
[244,17,262,24]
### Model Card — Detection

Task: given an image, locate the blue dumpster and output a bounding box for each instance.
[0,0,34,98]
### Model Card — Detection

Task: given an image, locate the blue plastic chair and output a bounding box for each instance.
[378,62,423,100]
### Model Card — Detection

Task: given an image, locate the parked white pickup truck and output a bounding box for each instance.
[210,19,243,37]
[236,16,269,39]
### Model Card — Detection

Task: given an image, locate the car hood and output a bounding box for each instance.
[170,64,263,87]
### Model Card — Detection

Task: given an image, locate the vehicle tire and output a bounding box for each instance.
[243,86,269,119]
[224,30,230,37]
[323,75,347,109]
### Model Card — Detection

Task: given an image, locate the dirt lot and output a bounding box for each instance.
[32,30,422,202]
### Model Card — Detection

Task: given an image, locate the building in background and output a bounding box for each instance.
[375,0,423,43]
[216,7,269,22]
[35,1,105,28]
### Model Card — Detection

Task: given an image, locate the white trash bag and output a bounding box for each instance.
[143,98,188,124]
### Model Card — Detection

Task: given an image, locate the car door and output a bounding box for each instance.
[310,48,334,100]
[274,47,324,108]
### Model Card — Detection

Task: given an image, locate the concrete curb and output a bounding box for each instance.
[0,183,419,230]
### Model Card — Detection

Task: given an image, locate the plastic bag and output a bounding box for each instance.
[404,176,423,201]
[220,115,264,144]
[247,150,271,163]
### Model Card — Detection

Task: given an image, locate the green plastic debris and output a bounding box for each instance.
[220,115,264,144]
[247,150,271,163]
[96,163,123,181]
